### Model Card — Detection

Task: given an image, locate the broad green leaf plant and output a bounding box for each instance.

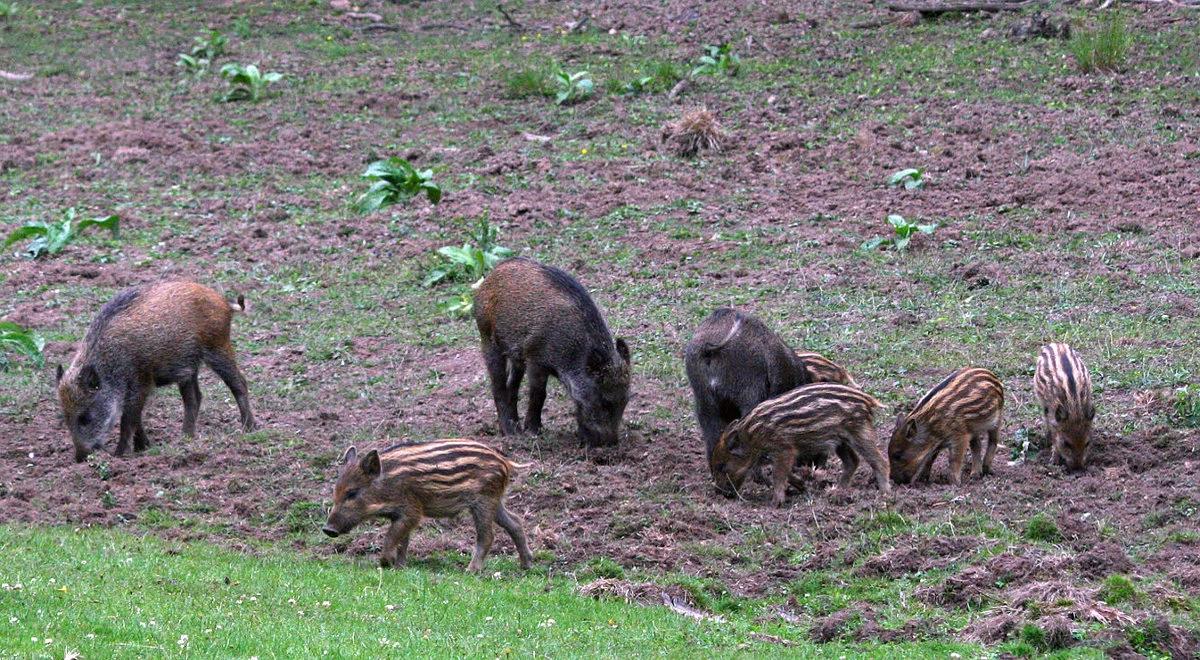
[355,157,442,213]
[0,322,45,370]
[3,208,119,259]
[861,215,937,253]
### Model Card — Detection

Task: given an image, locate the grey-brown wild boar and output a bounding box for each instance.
[322,439,533,572]
[56,281,257,462]
[684,308,813,459]
[889,368,1003,486]
[473,258,631,447]
[1034,343,1095,472]
[709,383,890,506]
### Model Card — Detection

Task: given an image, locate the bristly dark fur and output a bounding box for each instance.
[83,287,142,351]
[512,258,615,347]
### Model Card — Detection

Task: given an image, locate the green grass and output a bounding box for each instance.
[0,525,980,657]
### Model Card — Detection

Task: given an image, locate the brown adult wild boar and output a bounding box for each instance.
[1034,343,1095,472]
[889,368,1003,486]
[322,439,534,573]
[709,383,890,507]
[56,281,257,462]
[684,308,813,459]
[473,258,631,447]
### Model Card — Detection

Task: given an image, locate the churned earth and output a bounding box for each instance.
[1,0,1198,654]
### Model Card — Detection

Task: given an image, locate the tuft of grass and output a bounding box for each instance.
[1024,513,1062,543]
[661,108,723,158]
[502,65,553,99]
[1099,574,1138,604]
[582,557,626,580]
[1069,10,1132,73]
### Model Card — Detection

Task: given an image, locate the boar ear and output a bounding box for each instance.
[55,364,64,384]
[339,445,358,466]
[726,428,748,457]
[1054,406,1068,423]
[615,338,631,365]
[81,364,101,391]
[587,346,608,373]
[902,418,917,441]
[360,450,381,478]
[1084,404,1095,421]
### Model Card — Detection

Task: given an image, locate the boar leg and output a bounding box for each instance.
[179,374,202,438]
[968,434,984,479]
[770,446,799,507]
[523,364,548,435]
[482,345,520,435]
[915,446,940,484]
[467,501,498,572]
[495,503,533,569]
[835,443,860,489]
[947,433,972,486]
[853,431,892,493]
[205,344,257,432]
[982,424,999,475]
[380,515,420,568]
[116,386,150,456]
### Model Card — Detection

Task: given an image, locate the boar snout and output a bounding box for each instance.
[321,525,341,538]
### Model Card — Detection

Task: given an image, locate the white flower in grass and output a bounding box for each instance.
[537,618,556,628]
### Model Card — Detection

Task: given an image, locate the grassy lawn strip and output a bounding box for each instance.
[0,525,979,657]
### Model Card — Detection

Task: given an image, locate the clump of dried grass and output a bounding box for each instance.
[661,108,723,158]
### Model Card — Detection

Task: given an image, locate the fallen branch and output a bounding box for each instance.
[0,70,34,82]
[496,3,524,31]
[884,0,1037,16]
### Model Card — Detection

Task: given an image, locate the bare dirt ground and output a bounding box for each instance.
[2,0,1199,654]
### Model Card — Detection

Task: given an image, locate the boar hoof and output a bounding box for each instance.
[522,421,542,435]
[243,419,259,433]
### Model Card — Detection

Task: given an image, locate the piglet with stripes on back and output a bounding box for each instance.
[322,439,533,573]
[1035,343,1095,472]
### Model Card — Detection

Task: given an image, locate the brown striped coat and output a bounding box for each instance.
[710,383,890,506]
[794,351,860,388]
[322,439,533,572]
[1035,343,1095,471]
[888,368,1004,486]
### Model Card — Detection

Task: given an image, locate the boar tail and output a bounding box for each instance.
[230,294,247,314]
[698,315,743,356]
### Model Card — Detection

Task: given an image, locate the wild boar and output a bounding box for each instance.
[473,258,631,447]
[889,368,1004,486]
[56,281,257,462]
[709,383,890,507]
[322,439,533,573]
[684,308,812,459]
[1034,343,1095,472]
[794,351,860,388]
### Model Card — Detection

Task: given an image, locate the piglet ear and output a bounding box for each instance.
[726,426,747,457]
[55,364,64,384]
[360,450,381,478]
[615,338,631,365]
[339,445,358,466]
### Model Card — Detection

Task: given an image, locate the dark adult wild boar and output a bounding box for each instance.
[56,281,257,462]
[889,368,1003,486]
[322,439,533,573]
[473,258,631,447]
[685,308,812,458]
[709,383,890,506]
[1034,343,1095,472]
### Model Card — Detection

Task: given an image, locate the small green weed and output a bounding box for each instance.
[424,216,512,318]
[101,490,117,509]
[285,501,325,535]
[3,207,119,259]
[176,53,210,77]
[553,67,594,105]
[860,214,937,253]
[619,76,654,95]
[692,44,739,78]
[1069,10,1132,73]
[219,63,282,102]
[355,157,442,213]
[191,29,228,60]
[0,322,44,371]
[1009,427,1038,462]
[583,557,626,580]
[1172,384,1200,427]
[0,2,19,19]
[888,167,926,190]
[1024,513,1062,543]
